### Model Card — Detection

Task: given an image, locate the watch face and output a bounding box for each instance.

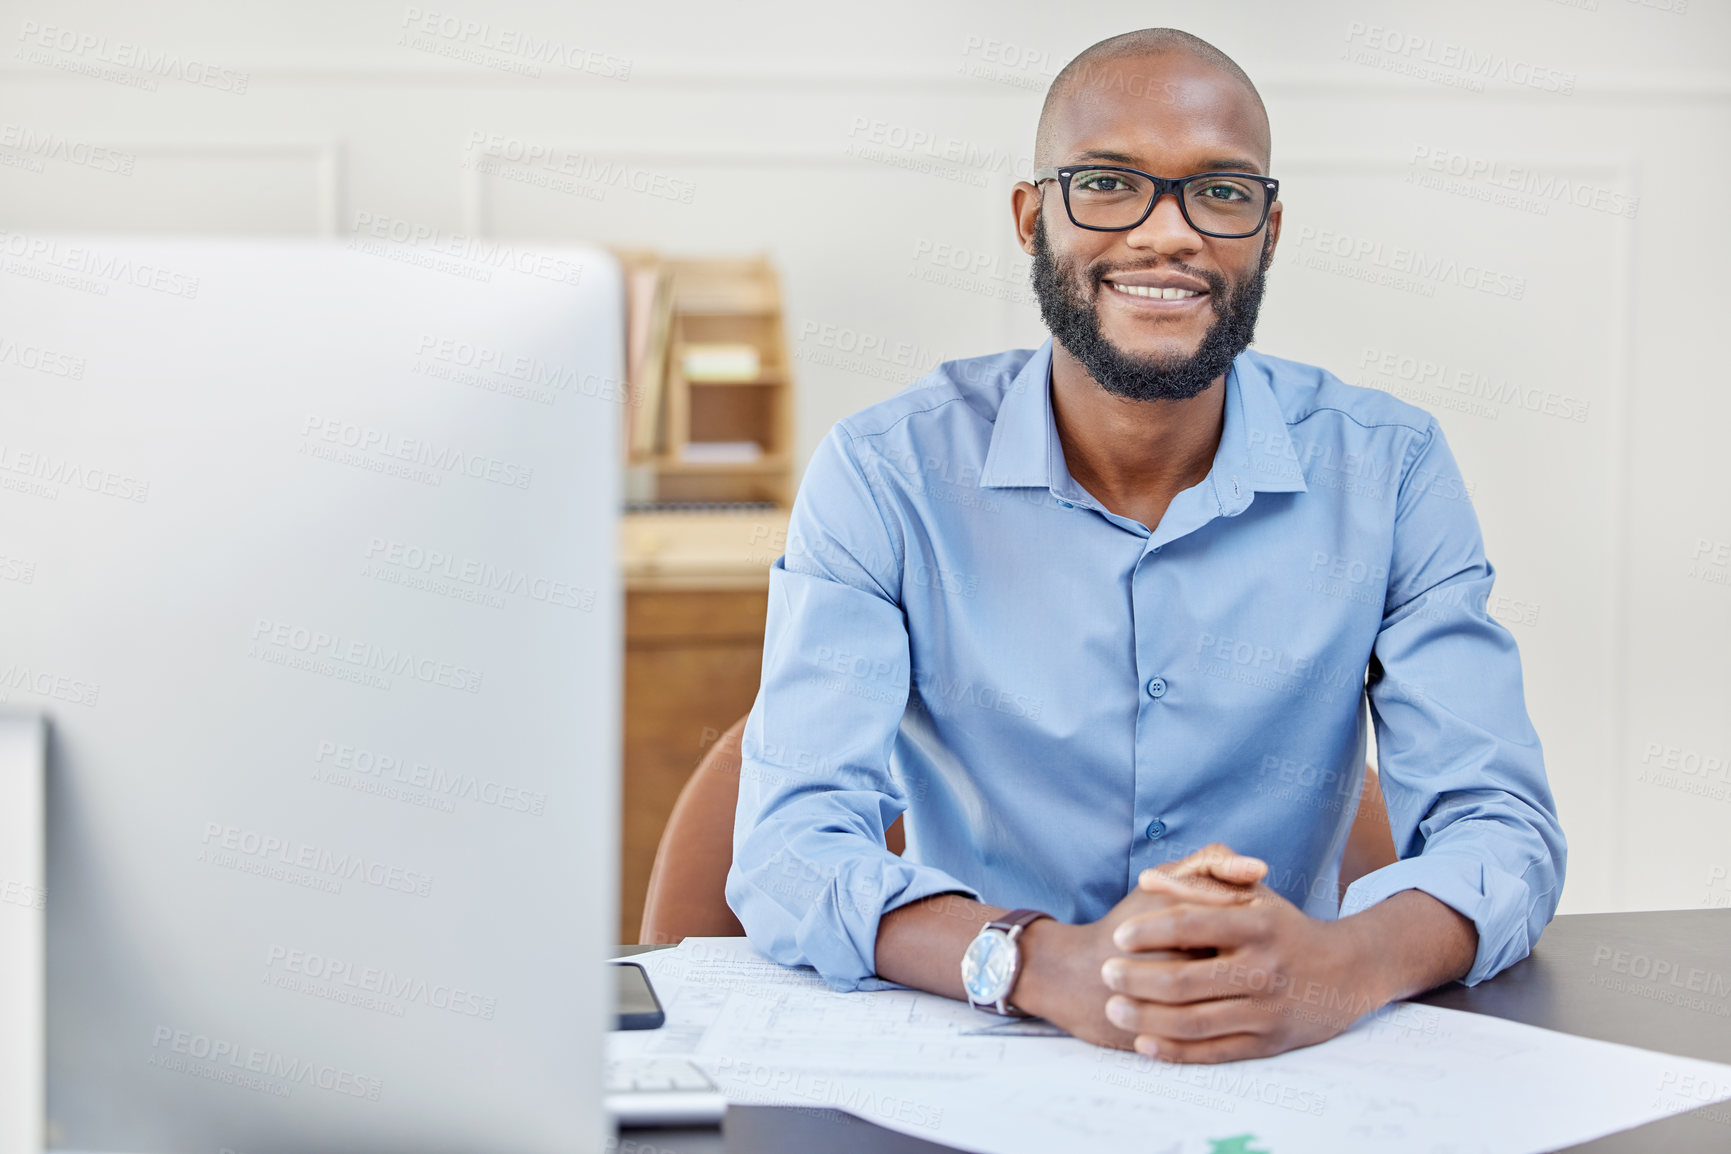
[961,927,1016,1004]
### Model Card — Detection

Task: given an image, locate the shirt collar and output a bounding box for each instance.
[978,339,1308,509]
[1211,349,1308,515]
[977,340,1054,490]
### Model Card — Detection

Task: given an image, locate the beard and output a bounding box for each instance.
[1030,212,1272,403]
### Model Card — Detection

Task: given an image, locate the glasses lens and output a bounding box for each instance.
[1065,168,1157,229]
[1183,174,1268,236]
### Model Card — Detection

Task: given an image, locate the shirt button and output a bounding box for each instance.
[1146,677,1167,698]
[1151,546,1162,554]
[1145,819,1167,840]
[1058,500,1074,509]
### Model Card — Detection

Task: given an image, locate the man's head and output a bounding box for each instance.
[1015,29,1279,403]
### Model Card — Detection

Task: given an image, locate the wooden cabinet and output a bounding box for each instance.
[618,509,786,943]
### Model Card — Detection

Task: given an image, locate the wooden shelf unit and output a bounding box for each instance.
[647,257,795,507]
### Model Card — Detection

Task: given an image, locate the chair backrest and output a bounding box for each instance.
[639,717,901,944]
[639,718,750,943]
[638,715,1392,945]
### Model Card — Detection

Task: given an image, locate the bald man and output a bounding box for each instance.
[726,29,1565,1063]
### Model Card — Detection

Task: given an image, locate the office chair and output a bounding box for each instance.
[639,715,1396,944]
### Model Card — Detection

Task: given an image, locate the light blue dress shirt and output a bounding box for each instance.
[726,339,1565,992]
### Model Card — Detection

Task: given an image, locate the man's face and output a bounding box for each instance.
[1016,51,1281,402]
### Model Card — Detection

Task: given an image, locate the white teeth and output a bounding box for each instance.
[1109,282,1202,299]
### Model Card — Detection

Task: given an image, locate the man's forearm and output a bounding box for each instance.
[873,892,1008,1001]
[875,889,1133,1054]
[1343,889,1479,1004]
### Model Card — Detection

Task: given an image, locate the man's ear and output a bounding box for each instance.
[1260,201,1282,270]
[1011,181,1043,256]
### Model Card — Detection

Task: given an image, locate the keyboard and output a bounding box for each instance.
[604,1057,728,1126]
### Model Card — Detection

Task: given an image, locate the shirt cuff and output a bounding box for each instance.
[813,871,983,992]
[1338,851,1553,986]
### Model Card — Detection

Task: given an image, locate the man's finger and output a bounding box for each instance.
[1107,989,1274,1045]
[1149,845,1268,887]
[1137,869,1255,905]
[1106,993,1267,1041]
[1112,902,1271,954]
[1133,1031,1281,1065]
[1101,955,1255,1004]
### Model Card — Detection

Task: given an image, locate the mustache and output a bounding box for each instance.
[1080,229,1275,293]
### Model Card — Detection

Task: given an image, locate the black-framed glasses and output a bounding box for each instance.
[1031,165,1279,238]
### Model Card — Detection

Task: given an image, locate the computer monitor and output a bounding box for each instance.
[0,237,621,1153]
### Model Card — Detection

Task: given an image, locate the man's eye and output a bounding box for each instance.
[1075,174,1133,193]
[1196,182,1251,202]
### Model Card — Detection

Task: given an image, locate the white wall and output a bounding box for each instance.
[3,0,1726,916]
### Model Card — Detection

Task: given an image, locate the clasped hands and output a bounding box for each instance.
[1060,843,1392,1063]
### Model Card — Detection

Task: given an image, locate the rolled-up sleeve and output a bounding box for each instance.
[725,426,979,990]
[1340,419,1567,986]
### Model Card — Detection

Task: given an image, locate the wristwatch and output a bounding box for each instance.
[960,908,1052,1017]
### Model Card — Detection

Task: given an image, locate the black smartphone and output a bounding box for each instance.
[613,961,665,1030]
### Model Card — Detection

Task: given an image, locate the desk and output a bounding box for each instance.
[618,909,1731,1153]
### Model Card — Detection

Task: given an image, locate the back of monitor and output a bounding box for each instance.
[0,238,620,1153]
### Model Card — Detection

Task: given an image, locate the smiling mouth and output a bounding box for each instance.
[1105,282,1207,302]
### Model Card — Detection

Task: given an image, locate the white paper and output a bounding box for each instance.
[610,937,1731,1154]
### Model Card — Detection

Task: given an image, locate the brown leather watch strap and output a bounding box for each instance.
[987,908,1052,934]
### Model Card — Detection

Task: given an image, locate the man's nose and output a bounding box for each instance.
[1123,191,1203,255]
